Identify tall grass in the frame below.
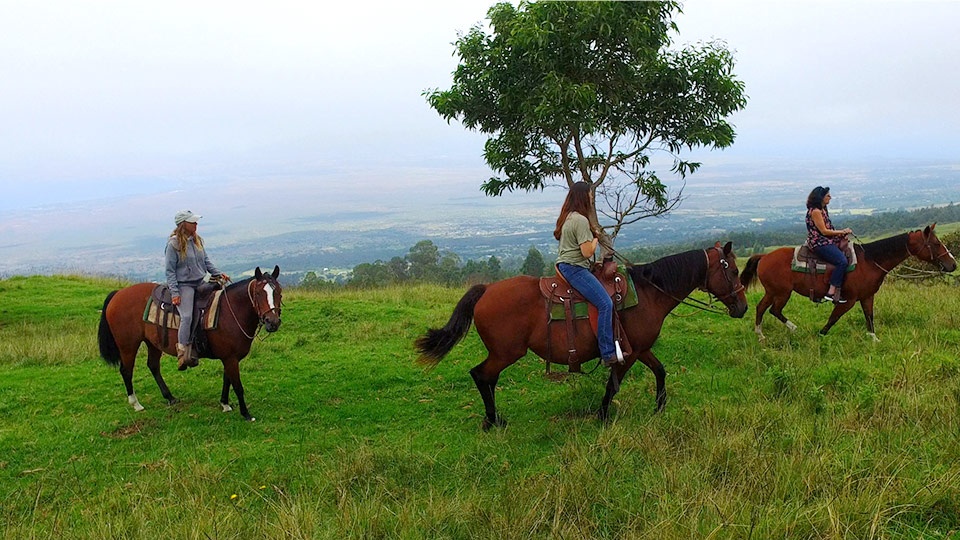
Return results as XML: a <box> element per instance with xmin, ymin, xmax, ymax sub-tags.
<box><xmin>2</xmin><ymin>275</ymin><xmax>960</xmax><ymax>538</ymax></box>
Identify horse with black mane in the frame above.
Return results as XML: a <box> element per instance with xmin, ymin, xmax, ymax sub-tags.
<box><xmin>98</xmin><ymin>266</ymin><xmax>282</xmax><ymax>421</ymax></box>
<box><xmin>740</xmin><ymin>225</ymin><xmax>955</xmax><ymax>341</ymax></box>
<box><xmin>416</xmin><ymin>243</ymin><xmax>748</xmax><ymax>430</ymax></box>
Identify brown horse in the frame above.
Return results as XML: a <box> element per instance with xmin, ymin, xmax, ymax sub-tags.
<box><xmin>97</xmin><ymin>266</ymin><xmax>282</xmax><ymax>421</ymax></box>
<box><xmin>416</xmin><ymin>242</ymin><xmax>748</xmax><ymax>429</ymax></box>
<box><xmin>740</xmin><ymin>225</ymin><xmax>956</xmax><ymax>342</ymax></box>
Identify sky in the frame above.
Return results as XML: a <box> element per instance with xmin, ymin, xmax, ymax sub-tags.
<box><xmin>2</xmin><ymin>0</ymin><xmax>959</xmax><ymax>212</ymax></box>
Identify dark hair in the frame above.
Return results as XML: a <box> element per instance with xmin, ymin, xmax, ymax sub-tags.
<box><xmin>554</xmin><ymin>182</ymin><xmax>593</xmax><ymax>241</ymax></box>
<box><xmin>806</xmin><ymin>186</ymin><xmax>830</xmax><ymax>209</ymax></box>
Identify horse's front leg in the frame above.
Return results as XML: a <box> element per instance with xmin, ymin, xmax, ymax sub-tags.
<box><xmin>219</xmin><ymin>372</ymin><xmax>233</xmax><ymax>413</ymax></box>
<box><xmin>819</xmin><ymin>300</ymin><xmax>857</xmax><ymax>336</ymax></box>
<box><xmin>860</xmin><ymin>295</ymin><xmax>879</xmax><ymax>342</ymax></box>
<box><xmin>222</xmin><ymin>357</ymin><xmax>254</xmax><ymax>421</ymax></box>
<box><xmin>633</xmin><ymin>349</ymin><xmax>666</xmax><ymax>413</ymax></box>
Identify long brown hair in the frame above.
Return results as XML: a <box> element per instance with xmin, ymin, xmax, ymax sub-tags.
<box><xmin>553</xmin><ymin>182</ymin><xmax>593</xmax><ymax>241</ymax></box>
<box><xmin>170</xmin><ymin>223</ymin><xmax>204</xmax><ymax>258</ymax></box>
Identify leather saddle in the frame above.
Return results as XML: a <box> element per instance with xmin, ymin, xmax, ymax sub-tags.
<box><xmin>792</xmin><ymin>239</ymin><xmax>857</xmax><ymax>301</ymax></box>
<box><xmin>538</xmin><ymin>259</ymin><xmax>635</xmax><ymax>373</ymax></box>
<box><xmin>149</xmin><ymin>281</ymin><xmax>222</xmax><ymax>348</ymax></box>
<box><xmin>792</xmin><ymin>239</ymin><xmax>857</xmax><ymax>274</ymax></box>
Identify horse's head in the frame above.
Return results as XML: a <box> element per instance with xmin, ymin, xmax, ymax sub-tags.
<box><xmin>703</xmin><ymin>241</ymin><xmax>748</xmax><ymax>318</ymax></box>
<box><xmin>251</xmin><ymin>265</ymin><xmax>283</xmax><ymax>332</ymax></box>
<box><xmin>908</xmin><ymin>224</ymin><xmax>957</xmax><ymax>272</ymax></box>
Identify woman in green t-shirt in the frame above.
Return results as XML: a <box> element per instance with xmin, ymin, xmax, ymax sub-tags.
<box><xmin>553</xmin><ymin>182</ymin><xmax>620</xmax><ymax>367</ymax></box>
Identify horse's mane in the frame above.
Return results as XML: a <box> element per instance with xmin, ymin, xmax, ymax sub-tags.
<box><xmin>225</xmin><ymin>277</ymin><xmax>256</xmax><ymax>293</ymax></box>
<box><xmin>860</xmin><ymin>232</ymin><xmax>910</xmax><ymax>261</ymax></box>
<box><xmin>627</xmin><ymin>249</ymin><xmax>706</xmax><ymax>294</ymax></box>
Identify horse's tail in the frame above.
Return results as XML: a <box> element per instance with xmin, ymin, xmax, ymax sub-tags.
<box><xmin>415</xmin><ymin>284</ymin><xmax>487</xmax><ymax>366</ymax></box>
<box><xmin>98</xmin><ymin>290</ymin><xmax>121</xmax><ymax>367</ymax></box>
<box><xmin>740</xmin><ymin>254</ymin><xmax>764</xmax><ymax>290</ymax></box>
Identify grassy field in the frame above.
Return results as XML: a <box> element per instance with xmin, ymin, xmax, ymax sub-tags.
<box><xmin>2</xmin><ymin>272</ymin><xmax>960</xmax><ymax>539</ymax></box>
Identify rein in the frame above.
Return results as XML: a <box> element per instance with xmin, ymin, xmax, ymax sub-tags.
<box><xmin>636</xmin><ymin>247</ymin><xmax>741</xmax><ymax>316</ymax></box>
<box><xmin>854</xmin><ymin>231</ymin><xmax>954</xmax><ymax>276</ymax></box>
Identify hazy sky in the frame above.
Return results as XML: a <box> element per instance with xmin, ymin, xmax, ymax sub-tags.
<box><xmin>2</xmin><ymin>0</ymin><xmax>959</xmax><ymax>211</ymax></box>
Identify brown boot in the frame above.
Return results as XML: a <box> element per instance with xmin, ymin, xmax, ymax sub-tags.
<box><xmin>177</xmin><ymin>343</ymin><xmax>190</xmax><ymax>371</ymax></box>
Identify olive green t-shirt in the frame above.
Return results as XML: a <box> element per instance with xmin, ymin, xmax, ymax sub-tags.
<box><xmin>556</xmin><ymin>212</ymin><xmax>594</xmax><ymax>268</ymax></box>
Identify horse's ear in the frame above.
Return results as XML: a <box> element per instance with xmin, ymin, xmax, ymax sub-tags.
<box><xmin>255</xmin><ymin>267</ymin><xmax>263</xmax><ymax>280</ymax></box>
<box><xmin>714</xmin><ymin>241</ymin><xmax>722</xmax><ymax>250</ymax></box>
<box><xmin>272</xmin><ymin>265</ymin><xmax>280</xmax><ymax>279</ymax></box>
<box><xmin>723</xmin><ymin>241</ymin><xmax>733</xmax><ymax>256</ymax></box>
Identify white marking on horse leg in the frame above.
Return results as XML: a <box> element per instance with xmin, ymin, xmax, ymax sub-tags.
<box><xmin>222</xmin><ymin>403</ymin><xmax>233</xmax><ymax>412</ymax></box>
<box><xmin>754</xmin><ymin>324</ymin><xmax>766</xmax><ymax>341</ymax></box>
<box><xmin>785</xmin><ymin>320</ymin><xmax>798</xmax><ymax>332</ymax></box>
<box><xmin>868</xmin><ymin>332</ymin><xmax>880</xmax><ymax>343</ymax></box>
<box><xmin>128</xmin><ymin>393</ymin><xmax>145</xmax><ymax>412</ymax></box>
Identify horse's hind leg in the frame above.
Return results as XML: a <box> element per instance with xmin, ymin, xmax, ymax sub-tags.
<box><xmin>470</xmin><ymin>358</ymin><xmax>507</xmax><ymax>431</ymax></box>
<box><xmin>145</xmin><ymin>343</ymin><xmax>177</xmax><ymax>405</ymax></box>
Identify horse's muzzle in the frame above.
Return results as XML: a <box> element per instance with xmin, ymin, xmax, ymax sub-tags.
<box><xmin>729</xmin><ymin>300</ymin><xmax>748</xmax><ymax>319</ymax></box>
<box><xmin>264</xmin><ymin>317</ymin><xmax>282</xmax><ymax>332</ymax></box>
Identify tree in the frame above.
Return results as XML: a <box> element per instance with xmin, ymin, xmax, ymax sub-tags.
<box><xmin>426</xmin><ymin>1</ymin><xmax>746</xmax><ymax>246</ymax></box>
<box><xmin>349</xmin><ymin>261</ymin><xmax>392</xmax><ymax>288</ymax></box>
<box><xmin>407</xmin><ymin>240</ymin><xmax>441</xmax><ymax>281</ymax></box>
<box><xmin>520</xmin><ymin>246</ymin><xmax>545</xmax><ymax>276</ymax></box>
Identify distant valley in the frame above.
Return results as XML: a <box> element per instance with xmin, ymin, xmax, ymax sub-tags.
<box><xmin>3</xmin><ymin>159</ymin><xmax>959</xmax><ymax>284</ymax></box>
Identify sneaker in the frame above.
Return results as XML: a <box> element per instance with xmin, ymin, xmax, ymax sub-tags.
<box><xmin>823</xmin><ymin>294</ymin><xmax>847</xmax><ymax>304</ymax></box>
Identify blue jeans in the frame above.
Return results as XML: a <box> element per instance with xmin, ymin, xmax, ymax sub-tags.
<box><xmin>813</xmin><ymin>244</ymin><xmax>848</xmax><ymax>288</ymax></box>
<box><xmin>557</xmin><ymin>263</ymin><xmax>616</xmax><ymax>360</ymax></box>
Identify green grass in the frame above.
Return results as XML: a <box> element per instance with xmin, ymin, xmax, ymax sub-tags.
<box><xmin>2</xmin><ymin>275</ymin><xmax>960</xmax><ymax>538</ymax></box>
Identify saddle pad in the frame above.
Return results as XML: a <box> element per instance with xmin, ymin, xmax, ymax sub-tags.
<box><xmin>548</xmin><ymin>273</ymin><xmax>639</xmax><ymax>321</ymax></box>
<box><xmin>143</xmin><ymin>290</ymin><xmax>223</xmax><ymax>330</ymax></box>
<box><xmin>791</xmin><ymin>247</ymin><xmax>857</xmax><ymax>273</ymax></box>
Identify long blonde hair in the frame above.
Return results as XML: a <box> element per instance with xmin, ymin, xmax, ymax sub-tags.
<box><xmin>170</xmin><ymin>223</ymin><xmax>204</xmax><ymax>258</ymax></box>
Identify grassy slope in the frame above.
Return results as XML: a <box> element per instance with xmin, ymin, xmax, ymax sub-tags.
<box><xmin>2</xmin><ymin>274</ymin><xmax>960</xmax><ymax>539</ymax></box>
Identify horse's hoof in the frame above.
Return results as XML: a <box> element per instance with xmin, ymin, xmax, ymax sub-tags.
<box><xmin>167</xmin><ymin>398</ymin><xmax>179</xmax><ymax>406</ymax></box>
<box><xmin>481</xmin><ymin>416</ymin><xmax>506</xmax><ymax>431</ymax></box>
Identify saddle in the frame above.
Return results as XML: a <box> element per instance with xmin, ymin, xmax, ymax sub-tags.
<box><xmin>792</xmin><ymin>239</ymin><xmax>857</xmax><ymax>301</ymax></box>
<box><xmin>144</xmin><ymin>282</ymin><xmax>224</xmax><ymax>349</ymax></box>
<box><xmin>538</xmin><ymin>259</ymin><xmax>638</xmax><ymax>374</ymax></box>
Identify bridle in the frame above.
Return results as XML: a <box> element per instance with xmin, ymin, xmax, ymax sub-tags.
<box><xmin>700</xmin><ymin>246</ymin><xmax>745</xmax><ymax>306</ymax></box>
<box><xmin>222</xmin><ymin>278</ymin><xmax>283</xmax><ymax>340</ymax></box>
<box><xmin>864</xmin><ymin>231</ymin><xmax>955</xmax><ymax>274</ymax></box>
<box><xmin>247</xmin><ymin>278</ymin><xmax>282</xmax><ymax>321</ymax></box>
